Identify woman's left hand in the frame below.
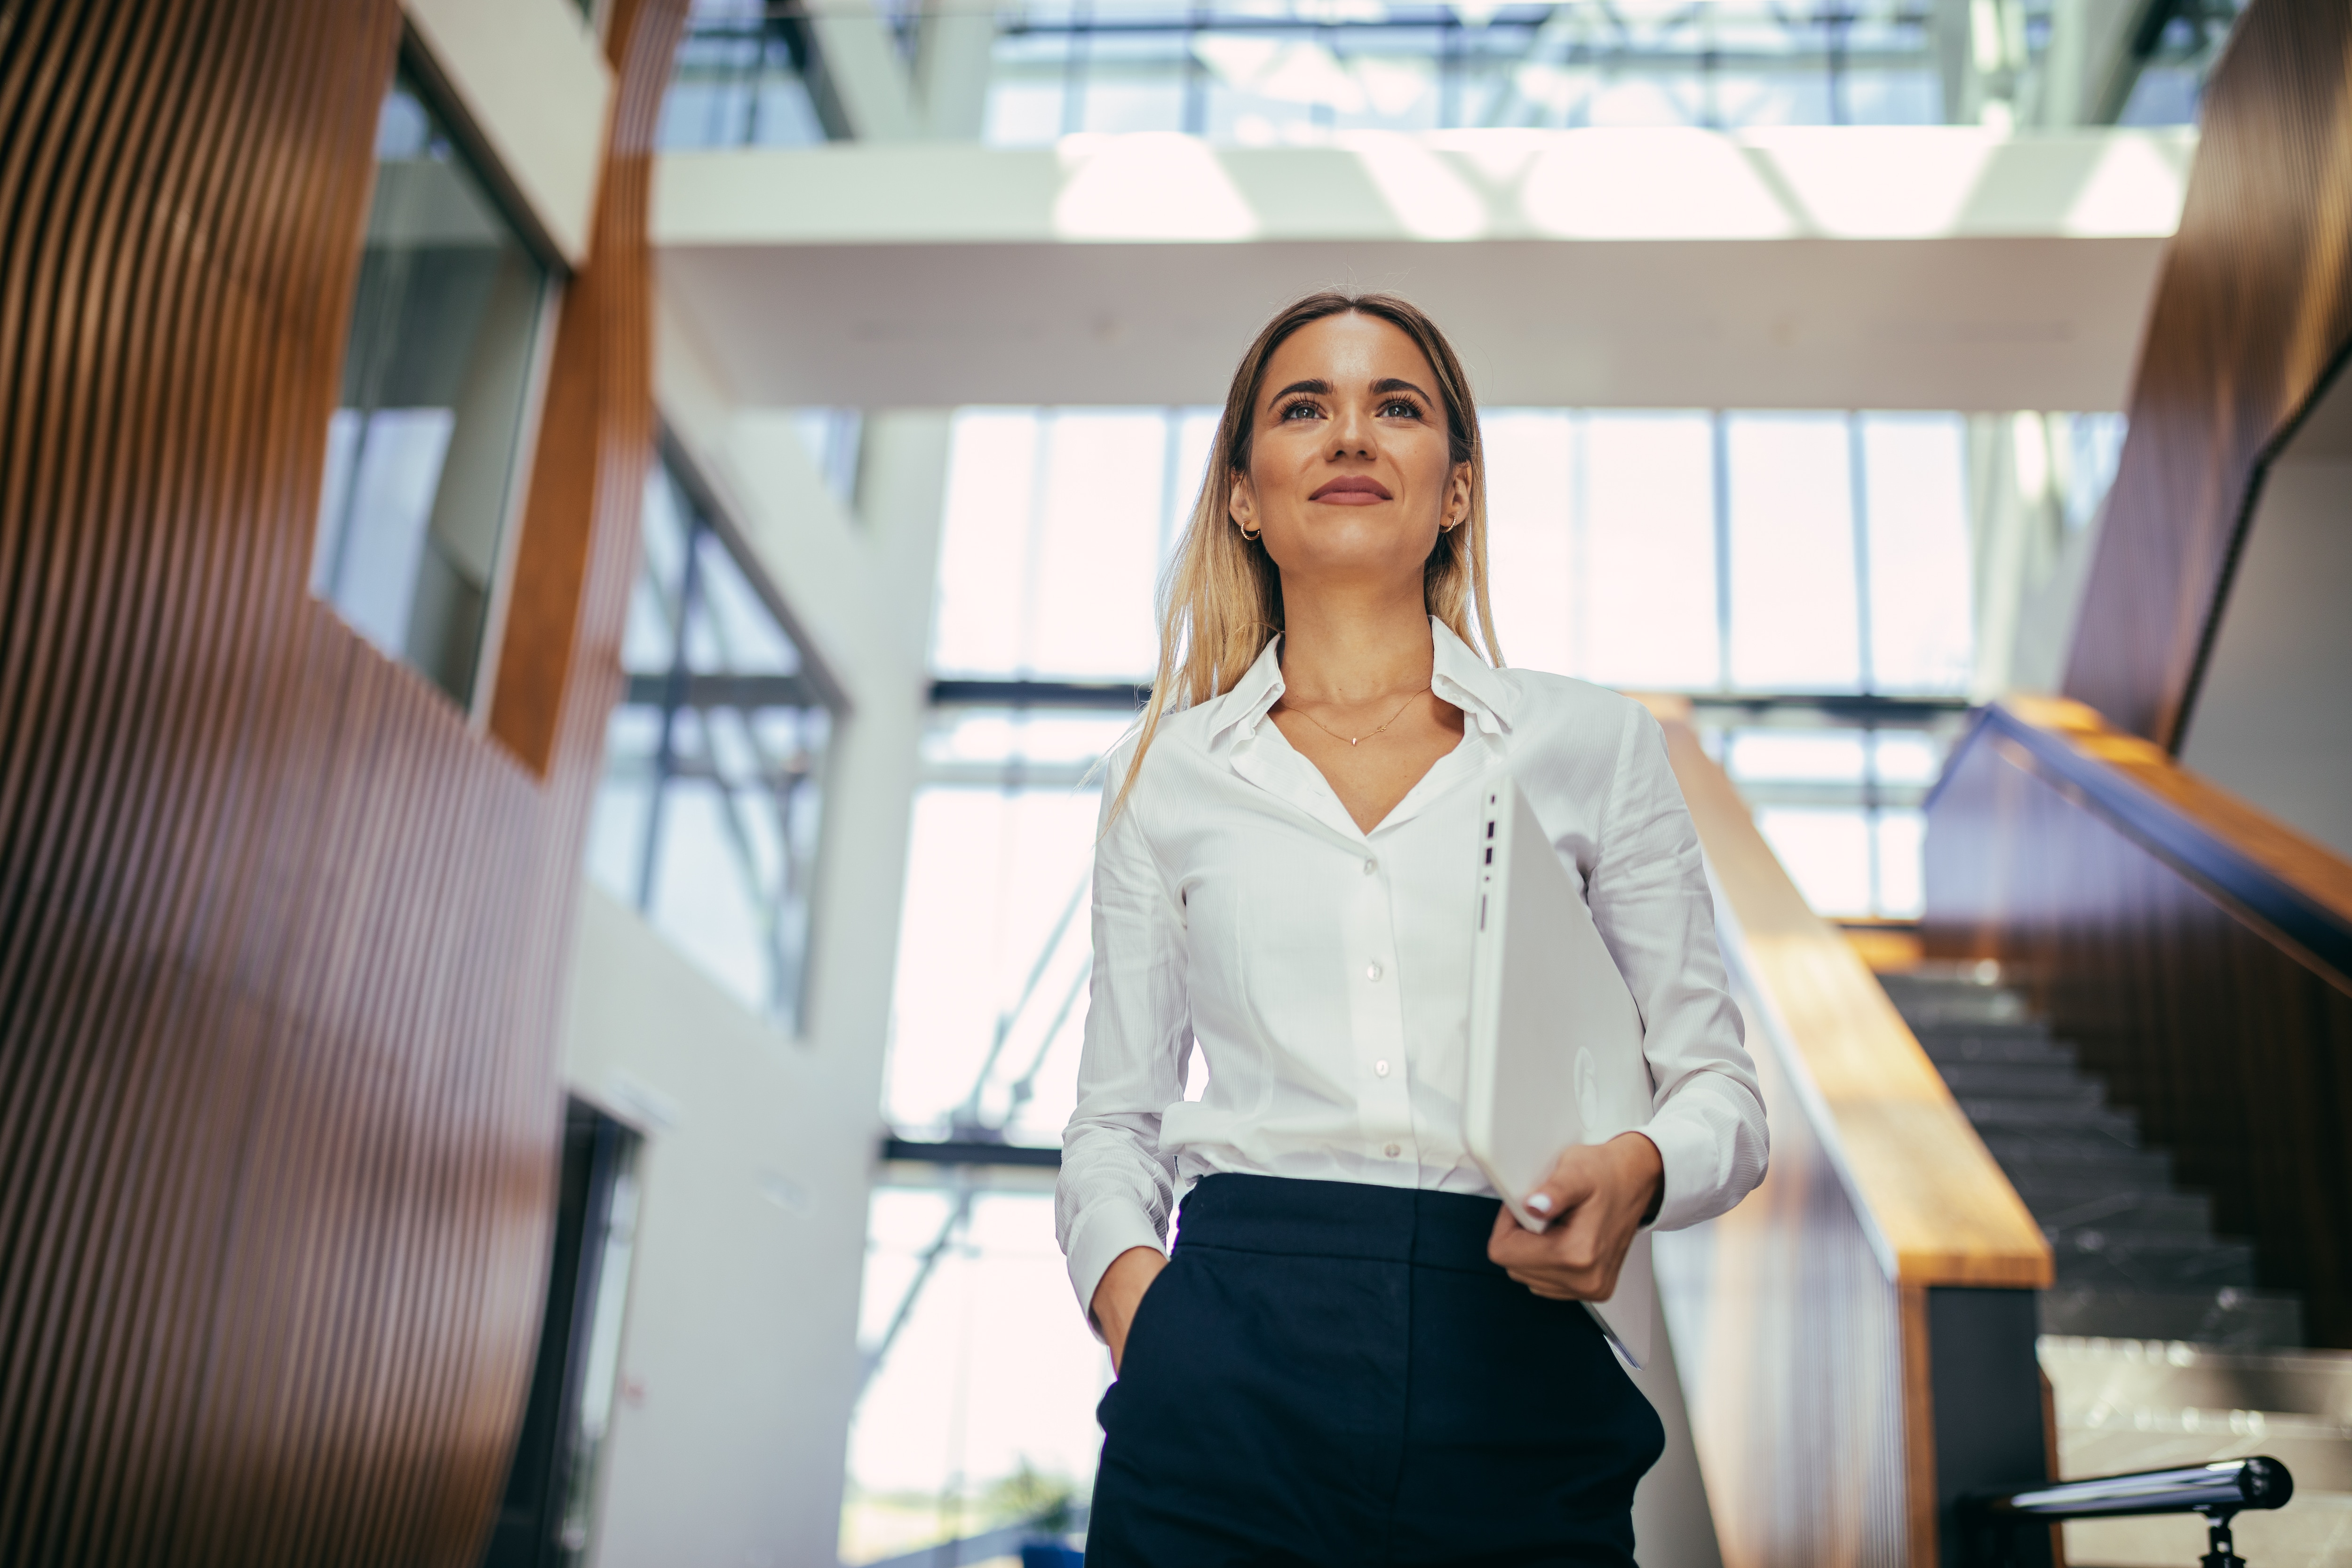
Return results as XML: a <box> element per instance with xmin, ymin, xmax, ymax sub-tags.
<box><xmin>1486</xmin><ymin>1132</ymin><xmax>1664</xmax><ymax>1301</ymax></box>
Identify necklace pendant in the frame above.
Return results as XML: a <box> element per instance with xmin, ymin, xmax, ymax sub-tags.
<box><xmin>1349</xmin><ymin>737</ymin><xmax>1359</xmax><ymax>746</ymax></box>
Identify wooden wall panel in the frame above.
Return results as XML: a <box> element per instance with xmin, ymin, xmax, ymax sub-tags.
<box><xmin>1923</xmin><ymin>713</ymin><xmax>2352</xmax><ymax>1347</ymax></box>
<box><xmin>2061</xmin><ymin>0</ymin><xmax>2352</xmax><ymax>744</ymax></box>
<box><xmin>0</xmin><ymin>0</ymin><xmax>685</xmax><ymax>1564</ymax></box>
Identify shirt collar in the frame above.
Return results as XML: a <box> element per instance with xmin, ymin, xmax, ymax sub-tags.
<box><xmin>1429</xmin><ymin>616</ymin><xmax>1515</xmax><ymax>736</ymax></box>
<box><xmin>1198</xmin><ymin>617</ymin><xmax>1513</xmax><ymax>746</ymax></box>
<box><xmin>1201</xmin><ymin>636</ymin><xmax>1289</xmax><ymax>748</ymax></box>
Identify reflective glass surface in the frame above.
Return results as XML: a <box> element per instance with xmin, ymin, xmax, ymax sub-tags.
<box><xmin>986</xmin><ymin>0</ymin><xmax>1949</xmax><ymax>143</ymax></box>
<box><xmin>583</xmin><ymin>453</ymin><xmax>831</xmax><ymax>1024</ymax></box>
<box><xmin>930</xmin><ymin>404</ymin><xmax>1981</xmax><ymax>695</ymax></box>
<box><xmin>659</xmin><ymin>0</ymin><xmax>832</xmax><ymax>147</ymax></box>
<box><xmin>314</xmin><ymin>70</ymin><xmax>551</xmax><ymax>708</ymax></box>
<box><xmin>844</xmin><ymin>1189</ymin><xmax>1104</xmax><ymax>1561</ymax></box>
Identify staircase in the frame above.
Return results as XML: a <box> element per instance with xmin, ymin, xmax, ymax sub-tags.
<box><xmin>1879</xmin><ymin>966</ymin><xmax>2352</xmax><ymax>1567</ymax></box>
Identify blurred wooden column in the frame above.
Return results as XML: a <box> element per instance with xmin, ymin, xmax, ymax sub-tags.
<box><xmin>0</xmin><ymin>0</ymin><xmax>683</xmax><ymax>1563</ymax></box>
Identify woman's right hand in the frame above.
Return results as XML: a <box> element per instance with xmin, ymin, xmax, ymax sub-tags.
<box><xmin>1092</xmin><ymin>1245</ymin><xmax>1168</xmax><ymax>1371</ymax></box>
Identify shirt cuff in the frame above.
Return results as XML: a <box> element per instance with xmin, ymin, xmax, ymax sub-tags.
<box><xmin>1640</xmin><ymin>1110</ymin><xmax>1726</xmax><ymax>1234</ymax></box>
<box><xmin>1064</xmin><ymin>1199</ymin><xmax>1169</xmax><ymax>1342</ymax></box>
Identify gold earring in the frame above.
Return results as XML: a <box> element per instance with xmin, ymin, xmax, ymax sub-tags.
<box><xmin>1239</xmin><ymin>518</ymin><xmax>1261</xmax><ymax>539</ymax></box>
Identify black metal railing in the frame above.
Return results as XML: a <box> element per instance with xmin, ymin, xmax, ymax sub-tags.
<box><xmin>1972</xmin><ymin>1457</ymin><xmax>2294</xmax><ymax>1568</ymax></box>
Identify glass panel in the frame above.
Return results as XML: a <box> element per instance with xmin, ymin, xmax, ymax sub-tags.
<box><xmin>1581</xmin><ymin>413</ymin><xmax>1719</xmax><ymax>690</ymax></box>
<box><xmin>979</xmin><ymin>0</ymin><xmax>1978</xmax><ymax>145</ymax></box>
<box><xmin>1481</xmin><ymin>411</ymin><xmax>1576</xmax><ymax>676</ymax></box>
<box><xmin>1861</xmin><ymin>413</ymin><xmax>1973</xmax><ymax>693</ymax></box>
<box><xmin>888</xmin><ymin>784</ymin><xmax>1103</xmax><ymax>1142</ymax></box>
<box><xmin>1727</xmin><ymin>730</ymin><xmax>1867</xmax><ymax>782</ymax></box>
<box><xmin>932</xmin><ymin>409</ymin><xmax>1207</xmax><ymax>681</ymax></box>
<box><xmin>585</xmin><ymin>454</ymin><xmax>831</xmax><ymax>1026</ymax></box>
<box><xmin>933</xmin><ymin>410</ymin><xmax>1043</xmax><ymax>677</ymax></box>
<box><xmin>1726</xmin><ymin>412</ymin><xmax>1859</xmax><ymax>691</ymax></box>
<box><xmin>1875</xmin><ymin>808</ymin><xmax>1926</xmax><ymax>917</ymax></box>
<box><xmin>314</xmin><ymin>69</ymin><xmax>550</xmax><ymax>708</ymax></box>
<box><xmin>1871</xmin><ymin>729</ymin><xmax>1944</xmax><ymax>785</ymax></box>
<box><xmin>844</xmin><ymin>1191</ymin><xmax>1105</xmax><ymax>1563</ymax></box>
<box><xmin>658</xmin><ymin>1</ymin><xmax>831</xmax><ymax>149</ymax></box>
<box><xmin>1755</xmin><ymin>805</ymin><xmax>1874</xmax><ymax>915</ymax></box>
<box><xmin>1028</xmin><ymin>412</ymin><xmax>1169</xmax><ymax>679</ymax></box>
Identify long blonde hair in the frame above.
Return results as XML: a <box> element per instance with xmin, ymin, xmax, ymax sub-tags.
<box><xmin>1108</xmin><ymin>291</ymin><xmax>1502</xmax><ymax>825</ymax></box>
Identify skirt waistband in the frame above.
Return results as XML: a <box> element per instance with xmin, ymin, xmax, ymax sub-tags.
<box><xmin>1173</xmin><ymin>1172</ymin><xmax>1507</xmax><ymax>1276</ymax></box>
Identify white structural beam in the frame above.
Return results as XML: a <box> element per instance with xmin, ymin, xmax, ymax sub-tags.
<box><xmin>403</xmin><ymin>0</ymin><xmax>612</xmax><ymax>268</ymax></box>
<box><xmin>803</xmin><ymin>0</ymin><xmax>924</xmax><ymax>141</ymax></box>
<box><xmin>654</xmin><ymin>127</ymin><xmax>2193</xmax><ymax>410</ymax></box>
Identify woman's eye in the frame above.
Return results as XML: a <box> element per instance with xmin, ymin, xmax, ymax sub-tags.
<box><xmin>1380</xmin><ymin>399</ymin><xmax>1423</xmax><ymax>419</ymax></box>
<box><xmin>1280</xmin><ymin>400</ymin><xmax>1322</xmax><ymax>422</ymax></box>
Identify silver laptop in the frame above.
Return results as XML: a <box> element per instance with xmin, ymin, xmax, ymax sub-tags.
<box><xmin>1465</xmin><ymin>774</ymin><xmax>1657</xmax><ymax>1368</ymax></box>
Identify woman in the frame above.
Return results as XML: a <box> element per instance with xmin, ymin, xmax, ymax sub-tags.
<box><xmin>1057</xmin><ymin>292</ymin><xmax>1767</xmax><ymax>1567</ymax></box>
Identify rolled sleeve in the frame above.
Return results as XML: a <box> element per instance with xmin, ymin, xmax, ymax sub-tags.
<box><xmin>1591</xmin><ymin>705</ymin><xmax>1770</xmax><ymax>1232</ymax></box>
<box><xmin>1055</xmin><ymin>750</ymin><xmax>1192</xmax><ymax>1334</ymax></box>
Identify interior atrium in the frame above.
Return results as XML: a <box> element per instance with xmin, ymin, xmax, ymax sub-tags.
<box><xmin>2</xmin><ymin>0</ymin><xmax>2348</xmax><ymax>1565</ymax></box>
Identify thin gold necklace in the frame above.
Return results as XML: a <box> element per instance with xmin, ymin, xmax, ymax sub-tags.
<box><xmin>1287</xmin><ymin>685</ymin><xmax>1429</xmax><ymax>748</ymax></box>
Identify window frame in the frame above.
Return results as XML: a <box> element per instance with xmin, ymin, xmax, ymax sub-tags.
<box><xmin>317</xmin><ymin>36</ymin><xmax>572</xmax><ymax>723</ymax></box>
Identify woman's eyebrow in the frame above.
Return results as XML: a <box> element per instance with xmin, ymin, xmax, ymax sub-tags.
<box><xmin>1267</xmin><ymin>378</ymin><xmax>1331</xmax><ymax>404</ymax></box>
<box><xmin>1371</xmin><ymin>377</ymin><xmax>1434</xmax><ymax>402</ymax></box>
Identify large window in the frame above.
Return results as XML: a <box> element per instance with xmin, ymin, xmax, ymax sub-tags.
<box><xmin>986</xmin><ymin>0</ymin><xmax>1950</xmax><ymax>144</ymax></box>
<box><xmin>583</xmin><ymin>450</ymin><xmax>833</xmax><ymax>1026</ymax></box>
<box><xmin>314</xmin><ymin>65</ymin><xmax>552</xmax><ymax>709</ymax></box>
<box><xmin>847</xmin><ymin>398</ymin><xmax>2121</xmax><ymax>1553</ymax></box>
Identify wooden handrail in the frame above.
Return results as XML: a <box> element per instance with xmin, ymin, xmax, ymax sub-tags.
<box><xmin>1642</xmin><ymin>697</ymin><xmax>2052</xmax><ymax>1290</ymax></box>
<box><xmin>1947</xmin><ymin>697</ymin><xmax>2352</xmax><ymax>987</ymax></box>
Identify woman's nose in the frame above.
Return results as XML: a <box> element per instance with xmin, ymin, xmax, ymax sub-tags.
<box><xmin>1327</xmin><ymin>403</ymin><xmax>1374</xmax><ymax>458</ymax></box>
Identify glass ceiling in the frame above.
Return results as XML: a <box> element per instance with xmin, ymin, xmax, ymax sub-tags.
<box><xmin>658</xmin><ymin>0</ymin><xmax>2245</xmax><ymax>151</ymax></box>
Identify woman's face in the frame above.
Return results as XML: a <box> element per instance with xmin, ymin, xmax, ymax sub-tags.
<box><xmin>1230</xmin><ymin>311</ymin><xmax>1471</xmax><ymax>590</ymax></box>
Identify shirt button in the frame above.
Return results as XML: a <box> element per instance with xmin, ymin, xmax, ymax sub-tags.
<box><xmin>1366</xmin><ymin>962</ymin><xmax>1383</xmax><ymax>981</ymax></box>
<box><xmin>1375</xmin><ymin>1059</ymin><xmax>1391</xmax><ymax>1077</ymax></box>
<box><xmin>1362</xmin><ymin>858</ymin><xmax>1377</xmax><ymax>875</ymax></box>
<box><xmin>1384</xmin><ymin>1143</ymin><xmax>1401</xmax><ymax>1158</ymax></box>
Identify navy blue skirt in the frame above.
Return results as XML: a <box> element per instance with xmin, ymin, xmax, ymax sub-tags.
<box><xmin>1089</xmin><ymin>1173</ymin><xmax>1665</xmax><ymax>1568</ymax></box>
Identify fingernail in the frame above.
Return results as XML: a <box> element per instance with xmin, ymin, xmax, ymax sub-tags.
<box><xmin>1527</xmin><ymin>1193</ymin><xmax>1553</xmax><ymax>1213</ymax></box>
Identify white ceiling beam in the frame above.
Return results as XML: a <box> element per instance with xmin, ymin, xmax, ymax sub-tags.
<box><xmin>654</xmin><ymin>127</ymin><xmax>2193</xmax><ymax>411</ymax></box>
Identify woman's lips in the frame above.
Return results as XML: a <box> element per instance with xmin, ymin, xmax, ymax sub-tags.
<box><xmin>1310</xmin><ymin>476</ymin><xmax>1392</xmax><ymax>504</ymax></box>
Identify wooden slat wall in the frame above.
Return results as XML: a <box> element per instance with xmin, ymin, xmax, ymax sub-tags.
<box><xmin>0</xmin><ymin>1</ymin><xmax>684</xmax><ymax>1564</ymax></box>
<box><xmin>1645</xmin><ymin>701</ymin><xmax>2053</xmax><ymax>1568</ymax></box>
<box><xmin>2061</xmin><ymin>0</ymin><xmax>2352</xmax><ymax>745</ymax></box>
<box><xmin>1923</xmin><ymin>700</ymin><xmax>2352</xmax><ymax>1348</ymax></box>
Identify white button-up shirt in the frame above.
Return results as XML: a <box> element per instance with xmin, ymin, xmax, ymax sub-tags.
<box><xmin>1056</xmin><ymin>620</ymin><xmax>1768</xmax><ymax>1318</ymax></box>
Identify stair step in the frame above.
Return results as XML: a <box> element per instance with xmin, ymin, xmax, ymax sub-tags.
<box><xmin>2041</xmin><ymin>1287</ymin><xmax>2307</xmax><ymax>1351</ymax></box>
<box><xmin>2010</xmin><ymin>1183</ymin><xmax>2213</xmax><ymax>1233</ymax></box>
<box><xmin>1961</xmin><ymin>1095</ymin><xmax>2133</xmax><ymax>1131</ymax></box>
<box><xmin>1982</xmin><ymin>1138</ymin><xmax>2160</xmax><ymax>1175</ymax></box>
<box><xmin>2042</xmin><ymin>1335</ymin><xmax>2352</xmax><ymax>1429</ymax></box>
<box><xmin>2048</xmin><ymin>1232</ymin><xmax>2259</xmax><ymax>1291</ymax></box>
<box><xmin>1881</xmin><ymin>973</ymin><xmax>2310</xmax><ymax>1354</ymax></box>
<box><xmin>1883</xmin><ymin>990</ymin><xmax>2038</xmax><ymax>1028</ymax></box>
<box><xmin>2043</xmin><ymin>1338</ymin><xmax>2352</xmax><ymax>1565</ymax></box>
<box><xmin>2041</xmin><ymin>1337</ymin><xmax>2352</xmax><ymax>1423</ymax></box>
<box><xmin>1933</xmin><ymin>1060</ymin><xmax>2093</xmax><ymax>1096</ymax></box>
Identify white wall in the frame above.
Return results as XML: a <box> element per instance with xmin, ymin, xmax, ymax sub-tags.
<box><xmin>560</xmin><ymin>288</ymin><xmax>955</xmax><ymax>1568</ymax></box>
<box><xmin>566</xmin><ymin>889</ymin><xmax>880</xmax><ymax>1568</ymax></box>
<box><xmin>2177</xmin><ymin>451</ymin><xmax>2352</xmax><ymax>860</ymax></box>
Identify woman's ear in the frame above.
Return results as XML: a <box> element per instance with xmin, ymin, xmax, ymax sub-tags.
<box><xmin>1443</xmin><ymin>463</ymin><xmax>1472</xmax><ymax>531</ymax></box>
<box><xmin>1228</xmin><ymin>471</ymin><xmax>1257</xmax><ymax>533</ymax></box>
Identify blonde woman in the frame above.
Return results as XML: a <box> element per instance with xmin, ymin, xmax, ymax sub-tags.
<box><xmin>1057</xmin><ymin>292</ymin><xmax>1766</xmax><ymax>1566</ymax></box>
